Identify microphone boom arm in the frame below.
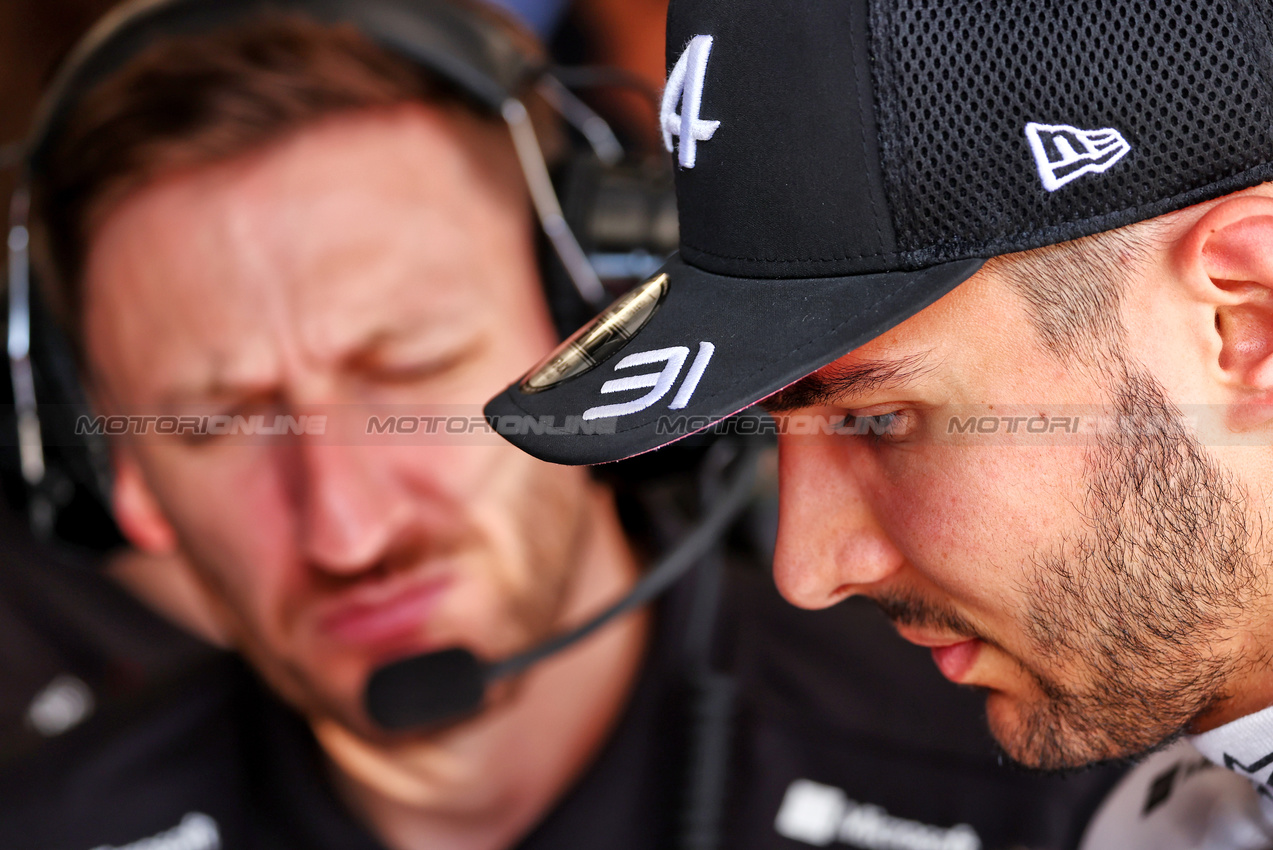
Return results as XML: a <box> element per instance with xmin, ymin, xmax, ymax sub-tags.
<box><xmin>488</xmin><ymin>438</ymin><xmax>762</xmax><ymax>683</ymax></box>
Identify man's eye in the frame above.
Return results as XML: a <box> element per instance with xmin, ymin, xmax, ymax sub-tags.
<box><xmin>372</xmin><ymin>351</ymin><xmax>469</xmax><ymax>385</ymax></box>
<box><xmin>178</xmin><ymin>402</ymin><xmax>281</xmax><ymax>447</ymax></box>
<box><xmin>837</xmin><ymin>412</ymin><xmax>909</xmax><ymax>440</ymax></box>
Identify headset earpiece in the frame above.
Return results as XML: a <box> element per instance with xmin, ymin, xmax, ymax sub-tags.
<box><xmin>6</xmin><ymin>0</ymin><xmax>679</xmax><ymax>544</ymax></box>
<box><xmin>544</xmin><ymin>151</ymin><xmax>677</xmax><ymax>339</ymax></box>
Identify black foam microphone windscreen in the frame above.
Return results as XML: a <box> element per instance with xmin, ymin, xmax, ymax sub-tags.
<box><xmin>364</xmin><ymin>647</ymin><xmax>487</xmax><ymax>730</ymax></box>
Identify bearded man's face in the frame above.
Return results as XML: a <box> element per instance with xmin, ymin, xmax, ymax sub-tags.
<box><xmin>765</xmin><ymin>254</ymin><xmax>1268</xmax><ymax>770</ymax></box>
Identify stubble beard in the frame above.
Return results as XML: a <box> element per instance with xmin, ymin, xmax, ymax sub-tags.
<box><xmin>1006</xmin><ymin>367</ymin><xmax>1267</xmax><ymax>770</ymax></box>
<box><xmin>198</xmin><ymin>463</ymin><xmax>594</xmax><ymax>742</ymax></box>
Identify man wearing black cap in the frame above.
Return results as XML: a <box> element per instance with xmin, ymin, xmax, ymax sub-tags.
<box><xmin>488</xmin><ymin>0</ymin><xmax>1273</xmax><ymax>843</ymax></box>
<box><xmin>0</xmin><ymin>0</ymin><xmax>1130</xmax><ymax>848</ymax></box>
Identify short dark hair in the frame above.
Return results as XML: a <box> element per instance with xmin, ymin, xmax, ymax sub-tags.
<box><xmin>32</xmin><ymin>9</ymin><xmax>547</xmax><ymax>343</ymax></box>
<box><xmin>988</xmin><ymin>218</ymin><xmax>1173</xmax><ymax>365</ymax></box>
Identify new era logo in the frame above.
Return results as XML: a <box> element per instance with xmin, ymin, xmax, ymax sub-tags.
<box><xmin>1025</xmin><ymin>122</ymin><xmax>1132</xmax><ymax>192</ymax></box>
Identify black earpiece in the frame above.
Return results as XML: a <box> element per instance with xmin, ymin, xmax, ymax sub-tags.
<box><xmin>5</xmin><ymin>0</ymin><xmax>677</xmax><ymax>542</ymax></box>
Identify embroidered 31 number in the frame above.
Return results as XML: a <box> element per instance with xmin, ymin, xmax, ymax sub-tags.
<box><xmin>582</xmin><ymin>343</ymin><xmax>715</xmax><ymax>421</ymax></box>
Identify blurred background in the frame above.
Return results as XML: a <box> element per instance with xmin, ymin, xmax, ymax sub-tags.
<box><xmin>0</xmin><ymin>0</ymin><xmax>671</xmax><ymax>758</ymax></box>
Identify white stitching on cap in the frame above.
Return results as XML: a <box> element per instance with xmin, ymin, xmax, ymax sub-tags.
<box><xmin>1025</xmin><ymin>121</ymin><xmax>1132</xmax><ymax>191</ymax></box>
<box><xmin>583</xmin><ymin>346</ymin><xmax>690</xmax><ymax>420</ymax></box>
<box><xmin>669</xmin><ymin>342</ymin><xmax>715</xmax><ymax>409</ymax></box>
<box><xmin>661</xmin><ymin>35</ymin><xmax>721</xmax><ymax>168</ymax></box>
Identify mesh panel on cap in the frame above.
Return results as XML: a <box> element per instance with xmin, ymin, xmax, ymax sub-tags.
<box><xmin>869</xmin><ymin>0</ymin><xmax>1273</xmax><ymax>264</ymax></box>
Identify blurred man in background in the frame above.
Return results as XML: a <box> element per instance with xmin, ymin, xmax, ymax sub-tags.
<box><xmin>0</xmin><ymin>0</ymin><xmax>575</xmax><ymax>764</ymax></box>
<box><xmin>0</xmin><ymin>2</ymin><xmax>1123</xmax><ymax>849</ymax></box>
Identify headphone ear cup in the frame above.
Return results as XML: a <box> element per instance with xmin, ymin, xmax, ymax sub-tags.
<box><xmin>543</xmin><ymin>150</ymin><xmax>678</xmax><ymax>339</ymax></box>
<box><xmin>16</xmin><ymin>278</ymin><xmax>124</xmax><ymax>549</ymax></box>
<box><xmin>544</xmin><ymin>149</ymin><xmax>732</xmax><ymax>482</ymax></box>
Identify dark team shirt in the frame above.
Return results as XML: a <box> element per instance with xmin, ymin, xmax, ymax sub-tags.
<box><xmin>0</xmin><ymin>513</ymin><xmax>213</xmax><ymax>762</ymax></box>
<box><xmin>0</xmin><ymin>561</ymin><xmax>1124</xmax><ymax>850</ymax></box>
<box><xmin>720</xmin><ymin>568</ymin><xmax>1123</xmax><ymax>849</ymax></box>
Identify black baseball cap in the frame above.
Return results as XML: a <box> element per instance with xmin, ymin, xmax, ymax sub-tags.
<box><xmin>486</xmin><ymin>0</ymin><xmax>1273</xmax><ymax>465</ymax></box>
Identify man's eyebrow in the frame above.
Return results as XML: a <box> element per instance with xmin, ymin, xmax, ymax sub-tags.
<box><xmin>762</xmin><ymin>352</ymin><xmax>933</xmax><ymax>412</ymax></box>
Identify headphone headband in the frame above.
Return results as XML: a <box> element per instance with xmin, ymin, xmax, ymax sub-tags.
<box><xmin>8</xmin><ymin>0</ymin><xmax>638</xmax><ymax>540</ymax></box>
<box><xmin>25</xmin><ymin>0</ymin><xmax>547</xmax><ymax>177</ymax></box>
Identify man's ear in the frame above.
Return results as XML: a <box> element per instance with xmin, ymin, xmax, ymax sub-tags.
<box><xmin>112</xmin><ymin>452</ymin><xmax>178</xmax><ymax>554</ymax></box>
<box><xmin>1176</xmin><ymin>194</ymin><xmax>1273</xmax><ymax>392</ymax></box>
<box><xmin>108</xmin><ymin>454</ymin><xmax>233</xmax><ymax>647</ymax></box>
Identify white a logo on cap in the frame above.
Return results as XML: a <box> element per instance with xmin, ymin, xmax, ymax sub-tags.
<box><xmin>662</xmin><ymin>35</ymin><xmax>721</xmax><ymax>168</ymax></box>
<box><xmin>583</xmin><ymin>342</ymin><xmax>715</xmax><ymax>421</ymax></box>
<box><xmin>1025</xmin><ymin>122</ymin><xmax>1132</xmax><ymax>191</ymax></box>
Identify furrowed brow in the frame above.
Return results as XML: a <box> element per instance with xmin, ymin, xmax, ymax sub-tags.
<box><xmin>762</xmin><ymin>352</ymin><xmax>932</xmax><ymax>412</ymax></box>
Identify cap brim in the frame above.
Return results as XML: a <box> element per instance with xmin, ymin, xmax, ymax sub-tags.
<box><xmin>485</xmin><ymin>253</ymin><xmax>984</xmax><ymax>465</ymax></box>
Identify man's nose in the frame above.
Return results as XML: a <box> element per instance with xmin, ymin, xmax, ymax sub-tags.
<box><xmin>298</xmin><ymin>442</ymin><xmax>413</xmax><ymax>576</ymax></box>
<box><xmin>772</xmin><ymin>435</ymin><xmax>905</xmax><ymax>609</ymax></box>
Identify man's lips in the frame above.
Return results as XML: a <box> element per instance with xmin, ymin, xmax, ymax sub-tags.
<box><xmin>929</xmin><ymin>640</ymin><xmax>982</xmax><ymax>682</ymax></box>
<box><xmin>316</xmin><ymin>577</ymin><xmax>451</xmax><ymax>648</ymax></box>
<box><xmin>894</xmin><ymin>626</ymin><xmax>983</xmax><ymax>683</ymax></box>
